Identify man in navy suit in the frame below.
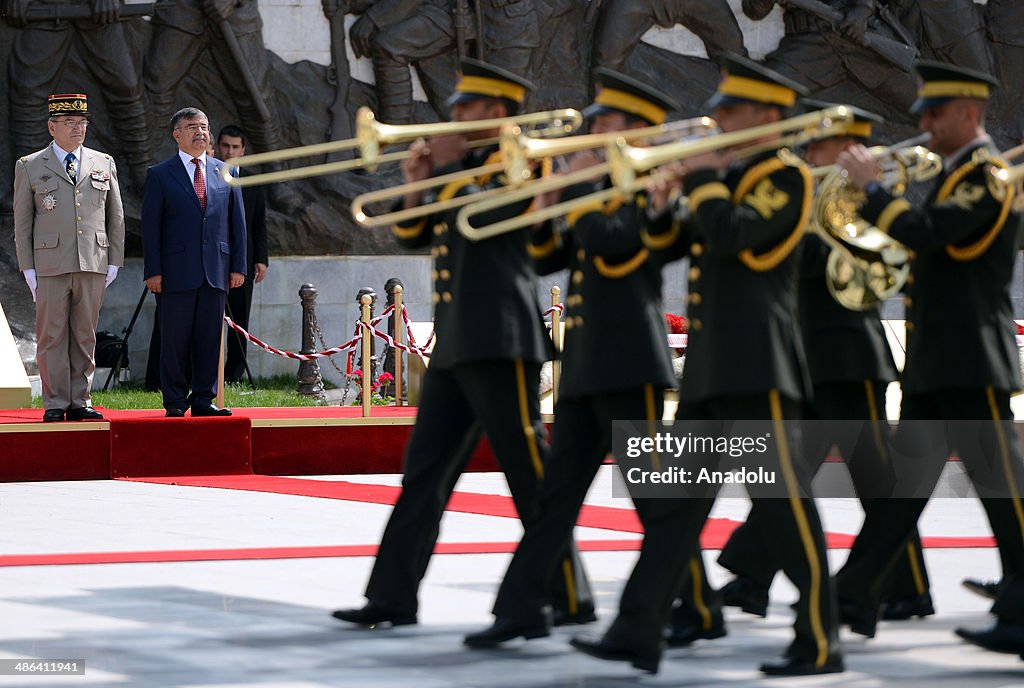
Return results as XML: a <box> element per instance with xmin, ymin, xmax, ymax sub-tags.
<box><xmin>142</xmin><ymin>107</ymin><xmax>246</xmax><ymax>417</ymax></box>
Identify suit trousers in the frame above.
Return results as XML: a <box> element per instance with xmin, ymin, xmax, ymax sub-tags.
<box><xmin>157</xmin><ymin>282</ymin><xmax>226</xmax><ymax>410</ymax></box>
<box><xmin>364</xmin><ymin>361</ymin><xmax>591</xmax><ymax>616</ymax></box>
<box><xmin>35</xmin><ymin>272</ymin><xmax>106</xmax><ymax>410</ymax></box>
<box><xmin>492</xmin><ymin>386</ymin><xmax>662</xmax><ymax>623</ymax></box>
<box><xmin>605</xmin><ymin>392</ymin><xmax>840</xmax><ymax>668</ymax></box>
<box><xmin>716</xmin><ymin>380</ymin><xmax>931</xmax><ymax>601</ymax></box>
<box><xmin>836</xmin><ymin>388</ymin><xmax>1024</xmax><ymax>624</ymax></box>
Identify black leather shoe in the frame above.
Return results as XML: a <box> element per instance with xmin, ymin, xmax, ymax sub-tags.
<box><xmin>839</xmin><ymin>599</ymin><xmax>877</xmax><ymax>638</ymax></box>
<box><xmin>720</xmin><ymin>576</ymin><xmax>769</xmax><ymax>618</ymax></box>
<box><xmin>191</xmin><ymin>404</ymin><xmax>232</xmax><ymax>417</ymax></box>
<box><xmin>553</xmin><ymin>605</ymin><xmax>597</xmax><ymax>627</ymax></box>
<box><xmin>882</xmin><ymin>592</ymin><xmax>935</xmax><ymax>620</ymax></box>
<box><xmin>962</xmin><ymin>578</ymin><xmax>1001</xmax><ymax>601</ymax></box>
<box><xmin>569</xmin><ymin>633</ymin><xmax>660</xmax><ymax>673</ymax></box>
<box><xmin>331</xmin><ymin>603</ymin><xmax>416</xmax><ymax>627</ymax></box>
<box><xmin>956</xmin><ymin>621</ymin><xmax>1024</xmax><ymax>654</ymax></box>
<box><xmin>67</xmin><ymin>406</ymin><xmax>103</xmax><ymax>421</ymax></box>
<box><xmin>43</xmin><ymin>409</ymin><xmax>65</xmax><ymax>422</ymax></box>
<box><xmin>760</xmin><ymin>656</ymin><xmax>845</xmax><ymax>676</ymax></box>
<box><xmin>464</xmin><ymin>616</ymin><xmax>551</xmax><ymax>648</ymax></box>
<box><xmin>165</xmin><ymin>408</ymin><xmax>186</xmax><ymax>418</ymax></box>
<box><xmin>665</xmin><ymin>614</ymin><xmax>727</xmax><ymax>647</ymax></box>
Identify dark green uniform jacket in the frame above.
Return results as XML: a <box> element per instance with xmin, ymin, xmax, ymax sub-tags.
<box><xmin>798</xmin><ymin>234</ymin><xmax>898</xmax><ymax>385</ymax></box>
<box><xmin>529</xmin><ymin>178</ymin><xmax>676</xmax><ymax>398</ymax></box>
<box><xmin>660</xmin><ymin>149</ymin><xmax>815</xmax><ymax>403</ymax></box>
<box><xmin>860</xmin><ymin>137</ymin><xmax>1022</xmax><ymax>394</ymax></box>
<box><xmin>392</xmin><ymin>146</ymin><xmax>553</xmax><ymax>369</ymax></box>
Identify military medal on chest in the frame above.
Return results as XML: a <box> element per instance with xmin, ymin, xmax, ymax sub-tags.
<box><xmin>42</xmin><ymin>193</ymin><xmax>57</xmax><ymax>211</ymax></box>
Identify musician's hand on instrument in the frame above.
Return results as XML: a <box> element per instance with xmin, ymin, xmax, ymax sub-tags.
<box><xmin>426</xmin><ymin>133</ymin><xmax>467</xmax><ymax>169</ymax></box>
<box><xmin>837</xmin><ymin>144</ymin><xmax>880</xmax><ymax>190</ymax></box>
<box><xmin>645</xmin><ymin>176</ymin><xmax>677</xmax><ymax>216</ymax></box>
<box><xmin>349</xmin><ymin>14</ymin><xmax>377</xmax><ymax>58</ymax></box>
<box><xmin>839</xmin><ymin>2</ymin><xmax>873</xmax><ymax>43</ymax></box>
<box><xmin>401</xmin><ymin>139</ymin><xmax>434</xmax><ymax>183</ymax></box>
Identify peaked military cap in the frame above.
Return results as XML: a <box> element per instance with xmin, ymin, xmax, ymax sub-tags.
<box><xmin>803</xmin><ymin>98</ymin><xmax>882</xmax><ymax>140</ymax></box>
<box><xmin>582</xmin><ymin>68</ymin><xmax>680</xmax><ymax>125</ymax></box>
<box><xmin>910</xmin><ymin>60</ymin><xmax>999</xmax><ymax>114</ymax></box>
<box><xmin>48</xmin><ymin>93</ymin><xmax>89</xmax><ymax>117</ymax></box>
<box><xmin>706</xmin><ymin>54</ymin><xmax>809</xmax><ymax>111</ymax></box>
<box><xmin>447</xmin><ymin>58</ymin><xmax>535</xmax><ymax>107</ymax></box>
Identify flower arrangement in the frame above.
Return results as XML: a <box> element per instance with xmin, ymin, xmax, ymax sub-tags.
<box><xmin>350</xmin><ymin>370</ymin><xmax>395</xmax><ymax>405</ymax></box>
<box><xmin>665</xmin><ymin>313</ymin><xmax>687</xmax><ymax>355</ymax></box>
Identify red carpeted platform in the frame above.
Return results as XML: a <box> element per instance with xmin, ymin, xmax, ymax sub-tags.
<box><xmin>0</xmin><ymin>406</ymin><xmax>501</xmax><ymax>482</ymax></box>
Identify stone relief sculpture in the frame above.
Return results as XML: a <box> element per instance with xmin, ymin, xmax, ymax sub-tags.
<box><xmin>590</xmin><ymin>0</ymin><xmax>747</xmax><ymax>114</ymax></box>
<box><xmin>892</xmin><ymin>0</ymin><xmax>991</xmax><ymax>72</ymax></box>
<box><xmin>3</xmin><ymin>0</ymin><xmax>149</xmax><ymax>190</ymax></box>
<box><xmin>985</xmin><ymin>0</ymin><xmax>1024</xmax><ymax>149</ymax></box>
<box><xmin>332</xmin><ymin>0</ymin><xmax>537</xmax><ymax>124</ymax></box>
<box><xmin>741</xmin><ymin>0</ymin><xmax>918</xmax><ymax>119</ymax></box>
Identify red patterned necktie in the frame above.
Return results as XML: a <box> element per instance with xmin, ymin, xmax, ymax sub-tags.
<box><xmin>192</xmin><ymin>157</ymin><xmax>207</xmax><ymax>210</ymax></box>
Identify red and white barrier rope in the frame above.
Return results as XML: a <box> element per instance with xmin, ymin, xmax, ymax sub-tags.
<box><xmin>224</xmin><ymin>316</ymin><xmax>360</xmax><ymax>361</ymax></box>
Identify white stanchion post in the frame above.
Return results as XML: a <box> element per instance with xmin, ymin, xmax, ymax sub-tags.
<box><xmin>360</xmin><ymin>294</ymin><xmax>372</xmax><ymax>418</ymax></box>
<box><xmin>394</xmin><ymin>286</ymin><xmax>403</xmax><ymax>407</ymax></box>
<box><xmin>550</xmin><ymin>285</ymin><xmax>561</xmax><ymax>407</ymax></box>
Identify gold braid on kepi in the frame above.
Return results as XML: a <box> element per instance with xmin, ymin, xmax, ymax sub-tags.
<box><xmin>910</xmin><ymin>60</ymin><xmax>998</xmax><ymax>114</ymax></box>
<box><xmin>48</xmin><ymin>93</ymin><xmax>89</xmax><ymax>117</ymax></box>
<box><xmin>706</xmin><ymin>53</ymin><xmax>809</xmax><ymax>111</ymax></box>
<box><xmin>802</xmin><ymin>99</ymin><xmax>881</xmax><ymax>141</ymax></box>
<box><xmin>447</xmin><ymin>58</ymin><xmax>534</xmax><ymax>108</ymax></box>
<box><xmin>583</xmin><ymin>68</ymin><xmax>680</xmax><ymax>126</ymax></box>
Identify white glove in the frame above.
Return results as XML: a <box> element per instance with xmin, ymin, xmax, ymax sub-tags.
<box><xmin>105</xmin><ymin>264</ymin><xmax>119</xmax><ymax>287</ymax></box>
<box><xmin>22</xmin><ymin>269</ymin><xmax>36</xmax><ymax>302</ymax></box>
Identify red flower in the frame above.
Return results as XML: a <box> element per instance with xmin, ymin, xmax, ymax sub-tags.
<box><xmin>378</xmin><ymin>372</ymin><xmax>395</xmax><ymax>384</ymax></box>
<box><xmin>665</xmin><ymin>313</ymin><xmax>687</xmax><ymax>334</ymax></box>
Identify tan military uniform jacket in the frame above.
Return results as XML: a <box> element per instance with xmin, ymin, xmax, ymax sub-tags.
<box><xmin>13</xmin><ymin>144</ymin><xmax>125</xmax><ymax>276</ymax></box>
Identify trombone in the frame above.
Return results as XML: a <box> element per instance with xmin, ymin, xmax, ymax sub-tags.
<box><xmin>457</xmin><ymin>106</ymin><xmax>854</xmax><ymax>241</ymax></box>
<box><xmin>606</xmin><ymin>106</ymin><xmax>853</xmax><ymax>191</ymax></box>
<box><xmin>808</xmin><ymin>133</ymin><xmax>934</xmax><ymax>179</ymax></box>
<box><xmin>456</xmin><ymin>117</ymin><xmax>717</xmax><ymax>241</ymax></box>
<box><xmin>500</xmin><ymin>116</ymin><xmax>717</xmax><ymax>184</ymax></box>
<box><xmin>220</xmin><ymin>106</ymin><xmax>584</xmax><ymax>187</ymax></box>
<box><xmin>987</xmin><ymin>142</ymin><xmax>1024</xmax><ymax>200</ymax></box>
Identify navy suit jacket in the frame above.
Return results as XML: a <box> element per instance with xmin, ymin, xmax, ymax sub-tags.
<box><xmin>142</xmin><ymin>154</ymin><xmax>246</xmax><ymax>292</ymax></box>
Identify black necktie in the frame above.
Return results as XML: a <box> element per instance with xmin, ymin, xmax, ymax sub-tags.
<box><xmin>65</xmin><ymin>153</ymin><xmax>77</xmax><ymax>184</ymax></box>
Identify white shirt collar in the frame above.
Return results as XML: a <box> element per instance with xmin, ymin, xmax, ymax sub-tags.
<box><xmin>52</xmin><ymin>141</ymin><xmax>83</xmax><ymax>163</ymax></box>
<box><xmin>179</xmin><ymin>150</ymin><xmax>207</xmax><ymax>171</ymax></box>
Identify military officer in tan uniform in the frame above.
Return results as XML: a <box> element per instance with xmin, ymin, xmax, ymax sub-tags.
<box><xmin>13</xmin><ymin>93</ymin><xmax>125</xmax><ymax>422</ymax></box>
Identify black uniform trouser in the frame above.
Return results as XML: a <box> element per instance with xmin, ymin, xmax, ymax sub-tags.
<box><xmin>604</xmin><ymin>392</ymin><xmax>840</xmax><ymax>668</ymax></box>
<box><xmin>836</xmin><ymin>387</ymin><xmax>1024</xmax><ymax>625</ymax></box>
<box><xmin>717</xmin><ymin>380</ymin><xmax>931</xmax><ymax>602</ymax></box>
<box><xmin>492</xmin><ymin>386</ymin><xmax>662</xmax><ymax>623</ymax></box>
<box><xmin>364</xmin><ymin>361</ymin><xmax>591</xmax><ymax>615</ymax></box>
<box><xmin>225</xmin><ymin>280</ymin><xmax>254</xmax><ymax>382</ymax></box>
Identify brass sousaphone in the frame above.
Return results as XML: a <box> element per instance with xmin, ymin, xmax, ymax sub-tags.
<box><xmin>812</xmin><ymin>136</ymin><xmax>942</xmax><ymax>310</ymax></box>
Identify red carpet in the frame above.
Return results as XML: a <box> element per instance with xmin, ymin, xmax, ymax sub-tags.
<box><xmin>0</xmin><ymin>406</ymin><xmax>500</xmax><ymax>481</ymax></box>
<box><xmin>132</xmin><ymin>474</ymin><xmax>996</xmax><ymax>552</ymax></box>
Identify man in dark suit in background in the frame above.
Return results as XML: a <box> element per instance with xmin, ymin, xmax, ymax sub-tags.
<box><xmin>142</xmin><ymin>107</ymin><xmax>247</xmax><ymax>417</ymax></box>
<box><xmin>216</xmin><ymin>124</ymin><xmax>268</xmax><ymax>384</ymax></box>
